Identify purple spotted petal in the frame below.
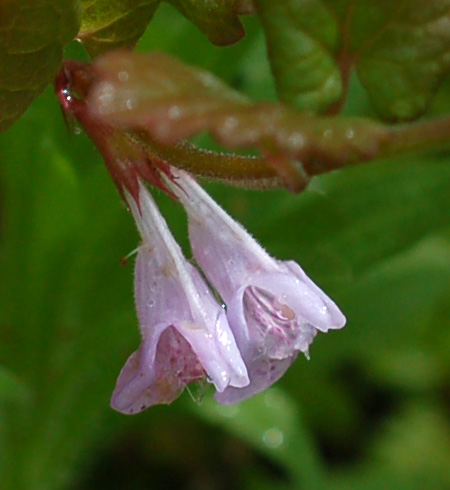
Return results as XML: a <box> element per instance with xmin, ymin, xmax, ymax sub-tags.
<box><xmin>169</xmin><ymin>169</ymin><xmax>346</xmax><ymax>404</ymax></box>
<box><xmin>111</xmin><ymin>182</ymin><xmax>248</xmax><ymax>414</ymax></box>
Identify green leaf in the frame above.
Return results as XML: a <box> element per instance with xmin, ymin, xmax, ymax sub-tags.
<box><xmin>0</xmin><ymin>366</ymin><xmax>29</xmax><ymax>404</ymax></box>
<box><xmin>254</xmin><ymin>155</ymin><xmax>450</xmax><ymax>283</ymax></box>
<box><xmin>352</xmin><ymin>0</ymin><xmax>450</xmax><ymax>121</ymax></box>
<box><xmin>0</xmin><ymin>87</ymin><xmax>138</xmax><ymax>490</ymax></box>
<box><xmin>166</xmin><ymin>0</ymin><xmax>247</xmax><ymax>46</ymax></box>
<box><xmin>191</xmin><ymin>387</ymin><xmax>326</xmax><ymax>488</ymax></box>
<box><xmin>256</xmin><ymin>0</ymin><xmax>450</xmax><ymax>120</ymax></box>
<box><xmin>256</xmin><ymin>0</ymin><xmax>342</xmax><ymax>113</ymax></box>
<box><xmin>0</xmin><ymin>0</ymin><xmax>80</xmax><ymax>132</ymax></box>
<box><xmin>78</xmin><ymin>0</ymin><xmax>251</xmax><ymax>59</ymax></box>
<box><xmin>373</xmin><ymin>403</ymin><xmax>450</xmax><ymax>488</ymax></box>
<box><xmin>78</xmin><ymin>0</ymin><xmax>160</xmax><ymax>58</ymax></box>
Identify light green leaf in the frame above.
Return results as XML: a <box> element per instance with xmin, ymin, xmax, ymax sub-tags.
<box><xmin>0</xmin><ymin>0</ymin><xmax>80</xmax><ymax>132</ymax></box>
<box><xmin>256</xmin><ymin>0</ymin><xmax>450</xmax><ymax>120</ymax></box>
<box><xmin>256</xmin><ymin>0</ymin><xmax>342</xmax><ymax>113</ymax></box>
<box><xmin>354</xmin><ymin>0</ymin><xmax>450</xmax><ymax>120</ymax></box>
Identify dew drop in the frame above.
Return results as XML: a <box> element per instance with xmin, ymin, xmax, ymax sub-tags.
<box><xmin>118</xmin><ymin>70</ymin><xmax>129</xmax><ymax>82</ymax></box>
<box><xmin>126</xmin><ymin>98</ymin><xmax>136</xmax><ymax>110</ymax></box>
<box><xmin>223</xmin><ymin>116</ymin><xmax>238</xmax><ymax>131</ymax></box>
<box><xmin>168</xmin><ymin>105</ymin><xmax>181</xmax><ymax>119</ymax></box>
<box><xmin>262</xmin><ymin>427</ymin><xmax>284</xmax><ymax>449</ymax></box>
<box><xmin>288</xmin><ymin>131</ymin><xmax>305</xmax><ymax>148</ymax></box>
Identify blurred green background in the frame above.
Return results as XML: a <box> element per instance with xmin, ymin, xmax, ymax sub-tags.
<box><xmin>1</xmin><ymin>4</ymin><xmax>449</xmax><ymax>490</ymax></box>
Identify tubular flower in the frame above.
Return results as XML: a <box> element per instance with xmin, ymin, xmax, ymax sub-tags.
<box><xmin>169</xmin><ymin>169</ymin><xmax>346</xmax><ymax>404</ymax></box>
<box><xmin>111</xmin><ymin>181</ymin><xmax>249</xmax><ymax>414</ymax></box>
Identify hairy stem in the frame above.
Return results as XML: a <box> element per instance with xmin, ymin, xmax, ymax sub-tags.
<box><xmin>133</xmin><ymin>116</ymin><xmax>450</xmax><ymax>191</ymax></box>
<box><xmin>131</xmin><ymin>133</ymin><xmax>286</xmax><ymax>189</ymax></box>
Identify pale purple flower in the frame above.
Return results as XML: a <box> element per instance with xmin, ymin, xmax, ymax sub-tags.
<box><xmin>111</xmin><ymin>181</ymin><xmax>249</xmax><ymax>413</ymax></box>
<box><xmin>169</xmin><ymin>169</ymin><xmax>346</xmax><ymax>404</ymax></box>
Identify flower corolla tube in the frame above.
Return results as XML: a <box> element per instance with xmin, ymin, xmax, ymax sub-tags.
<box><xmin>112</xmin><ymin>172</ymin><xmax>346</xmax><ymax>412</ymax></box>
<box><xmin>168</xmin><ymin>169</ymin><xmax>346</xmax><ymax>404</ymax></box>
<box><xmin>111</xmin><ymin>181</ymin><xmax>249</xmax><ymax>414</ymax></box>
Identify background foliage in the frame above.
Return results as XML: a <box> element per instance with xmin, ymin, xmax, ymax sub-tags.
<box><xmin>1</xmin><ymin>2</ymin><xmax>450</xmax><ymax>490</ymax></box>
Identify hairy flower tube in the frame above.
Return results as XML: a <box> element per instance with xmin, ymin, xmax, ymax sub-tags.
<box><xmin>111</xmin><ymin>181</ymin><xmax>249</xmax><ymax>413</ymax></box>
<box><xmin>169</xmin><ymin>169</ymin><xmax>346</xmax><ymax>404</ymax></box>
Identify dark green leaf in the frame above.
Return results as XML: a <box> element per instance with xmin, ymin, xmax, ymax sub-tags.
<box><xmin>78</xmin><ymin>0</ymin><xmax>160</xmax><ymax>58</ymax></box>
<box><xmin>0</xmin><ymin>366</ymin><xmax>29</xmax><ymax>404</ymax></box>
<box><xmin>0</xmin><ymin>0</ymin><xmax>80</xmax><ymax>132</ymax></box>
<box><xmin>254</xmin><ymin>155</ymin><xmax>450</xmax><ymax>282</ymax></box>
<box><xmin>0</xmin><ymin>87</ymin><xmax>138</xmax><ymax>490</ymax></box>
<box><xmin>191</xmin><ymin>388</ymin><xmax>326</xmax><ymax>488</ymax></box>
<box><xmin>167</xmin><ymin>0</ymin><xmax>247</xmax><ymax>46</ymax></box>
<box><xmin>78</xmin><ymin>0</ymin><xmax>252</xmax><ymax>58</ymax></box>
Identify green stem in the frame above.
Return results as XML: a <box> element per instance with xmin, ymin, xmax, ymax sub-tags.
<box><xmin>132</xmin><ymin>133</ymin><xmax>285</xmax><ymax>189</ymax></box>
<box><xmin>131</xmin><ymin>116</ymin><xmax>450</xmax><ymax>192</ymax></box>
<box><xmin>382</xmin><ymin>116</ymin><xmax>450</xmax><ymax>158</ymax></box>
